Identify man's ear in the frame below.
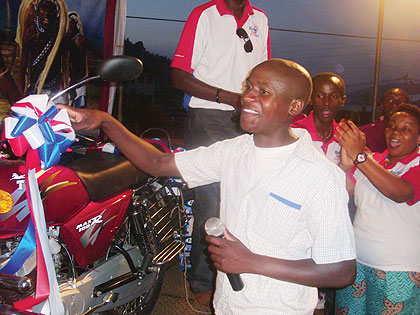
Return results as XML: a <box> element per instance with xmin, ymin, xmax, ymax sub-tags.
<box><xmin>289</xmin><ymin>99</ymin><xmax>305</xmax><ymax>116</ymax></box>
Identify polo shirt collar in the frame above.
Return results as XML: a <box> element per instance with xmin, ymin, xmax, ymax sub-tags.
<box><xmin>377</xmin><ymin>147</ymin><xmax>420</xmax><ymax>168</ymax></box>
<box><xmin>295</xmin><ymin>111</ymin><xmax>339</xmax><ymax>143</ymax></box>
<box><xmin>215</xmin><ymin>0</ymin><xmax>254</xmax><ymax>18</ymax></box>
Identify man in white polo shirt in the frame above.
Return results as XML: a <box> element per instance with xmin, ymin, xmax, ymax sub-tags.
<box><xmin>170</xmin><ymin>0</ymin><xmax>271</xmax><ymax>305</ymax></box>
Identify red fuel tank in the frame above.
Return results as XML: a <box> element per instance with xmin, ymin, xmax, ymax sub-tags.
<box><xmin>0</xmin><ymin>159</ymin><xmax>89</xmax><ymax>237</ymax></box>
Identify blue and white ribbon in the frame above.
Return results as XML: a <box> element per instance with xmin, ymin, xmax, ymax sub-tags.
<box><xmin>4</xmin><ymin>94</ymin><xmax>75</xmax><ymax>169</ymax></box>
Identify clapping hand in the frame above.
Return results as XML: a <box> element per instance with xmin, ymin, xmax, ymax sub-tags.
<box><xmin>336</xmin><ymin>119</ymin><xmax>366</xmax><ymax>163</ymax></box>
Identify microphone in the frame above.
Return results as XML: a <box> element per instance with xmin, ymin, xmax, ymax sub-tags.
<box><xmin>205</xmin><ymin>217</ymin><xmax>244</xmax><ymax>291</ymax></box>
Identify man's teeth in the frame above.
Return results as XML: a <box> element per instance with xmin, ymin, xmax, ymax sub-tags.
<box><xmin>243</xmin><ymin>108</ymin><xmax>259</xmax><ymax>114</ymax></box>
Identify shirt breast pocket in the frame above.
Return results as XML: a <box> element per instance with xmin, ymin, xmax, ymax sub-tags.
<box><xmin>252</xmin><ymin>192</ymin><xmax>302</xmax><ymax>247</ymax></box>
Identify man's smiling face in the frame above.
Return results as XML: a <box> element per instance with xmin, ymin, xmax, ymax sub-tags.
<box><xmin>240</xmin><ymin>63</ymin><xmax>293</xmax><ymax>137</ymax></box>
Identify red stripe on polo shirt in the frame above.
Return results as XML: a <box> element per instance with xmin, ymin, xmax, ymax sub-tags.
<box><xmin>171</xmin><ymin>1</ymin><xmax>214</xmax><ymax>73</ymax></box>
<box><xmin>374</xmin><ymin>149</ymin><xmax>420</xmax><ymax>205</ymax></box>
<box><xmin>252</xmin><ymin>6</ymin><xmax>271</xmax><ymax>58</ymax></box>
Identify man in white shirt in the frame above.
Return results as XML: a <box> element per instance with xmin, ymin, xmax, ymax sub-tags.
<box><xmin>62</xmin><ymin>58</ymin><xmax>356</xmax><ymax>315</ymax></box>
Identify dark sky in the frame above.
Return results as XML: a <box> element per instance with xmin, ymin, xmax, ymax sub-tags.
<box><xmin>125</xmin><ymin>0</ymin><xmax>420</xmax><ymax>98</ymax></box>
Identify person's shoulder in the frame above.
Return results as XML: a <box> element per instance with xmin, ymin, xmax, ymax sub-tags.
<box><xmin>297</xmin><ymin>132</ymin><xmax>342</xmax><ymax>171</ymax></box>
<box><xmin>250</xmin><ymin>5</ymin><xmax>269</xmax><ymax>24</ymax></box>
<box><xmin>189</xmin><ymin>1</ymin><xmax>216</xmax><ymax>17</ymax></box>
<box><xmin>182</xmin><ymin>1</ymin><xmax>216</xmax><ymax>32</ymax></box>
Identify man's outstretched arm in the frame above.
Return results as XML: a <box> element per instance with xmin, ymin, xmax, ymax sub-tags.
<box><xmin>61</xmin><ymin>106</ymin><xmax>181</xmax><ymax>178</ymax></box>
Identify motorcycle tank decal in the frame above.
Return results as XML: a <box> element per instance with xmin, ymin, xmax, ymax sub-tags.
<box><xmin>0</xmin><ymin>162</ymin><xmax>90</xmax><ymax>236</ymax></box>
<box><xmin>38</xmin><ymin>165</ymin><xmax>90</xmax><ymax>225</ymax></box>
<box><xmin>59</xmin><ymin>191</ymin><xmax>132</xmax><ymax>267</ymax></box>
<box><xmin>37</xmin><ymin>170</ymin><xmax>78</xmax><ymax>200</ymax></box>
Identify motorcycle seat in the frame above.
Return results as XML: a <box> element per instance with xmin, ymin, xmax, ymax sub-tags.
<box><xmin>66</xmin><ymin>150</ymin><xmax>148</xmax><ymax>201</ymax></box>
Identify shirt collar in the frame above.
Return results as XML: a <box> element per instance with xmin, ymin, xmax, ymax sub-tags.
<box><xmin>291</xmin><ymin>128</ymin><xmax>319</xmax><ymax>162</ymax></box>
<box><xmin>377</xmin><ymin>147</ymin><xmax>420</xmax><ymax>168</ymax></box>
<box><xmin>246</xmin><ymin>129</ymin><xmax>318</xmax><ymax>164</ymax></box>
<box><xmin>293</xmin><ymin>111</ymin><xmax>339</xmax><ymax>143</ymax></box>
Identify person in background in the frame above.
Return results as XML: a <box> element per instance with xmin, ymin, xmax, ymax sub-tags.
<box><xmin>293</xmin><ymin>72</ymin><xmax>347</xmax><ymax>314</ymax></box>
<box><xmin>16</xmin><ymin>0</ymin><xmax>70</xmax><ymax>103</ymax></box>
<box><xmin>61</xmin><ymin>58</ymin><xmax>356</xmax><ymax>315</ymax></box>
<box><xmin>359</xmin><ymin>88</ymin><xmax>409</xmax><ymax>153</ymax></box>
<box><xmin>335</xmin><ymin>103</ymin><xmax>420</xmax><ymax>315</ymax></box>
<box><xmin>170</xmin><ymin>0</ymin><xmax>270</xmax><ymax>307</ymax></box>
<box><xmin>293</xmin><ymin>72</ymin><xmax>346</xmax><ymax>165</ymax></box>
<box><xmin>67</xmin><ymin>11</ymin><xmax>88</xmax><ymax>108</ymax></box>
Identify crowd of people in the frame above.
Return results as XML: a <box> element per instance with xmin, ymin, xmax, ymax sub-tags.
<box><xmin>1</xmin><ymin>0</ymin><xmax>419</xmax><ymax>314</ymax></box>
<box><xmin>166</xmin><ymin>1</ymin><xmax>420</xmax><ymax>315</ymax></box>
<box><xmin>61</xmin><ymin>57</ymin><xmax>420</xmax><ymax>315</ymax></box>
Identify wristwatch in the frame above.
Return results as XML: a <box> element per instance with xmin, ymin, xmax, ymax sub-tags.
<box><xmin>353</xmin><ymin>152</ymin><xmax>367</xmax><ymax>165</ymax></box>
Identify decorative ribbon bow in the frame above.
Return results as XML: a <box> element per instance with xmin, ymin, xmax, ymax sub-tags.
<box><xmin>4</xmin><ymin>94</ymin><xmax>75</xmax><ymax>170</ymax></box>
<box><xmin>2</xmin><ymin>94</ymin><xmax>70</xmax><ymax>314</ymax></box>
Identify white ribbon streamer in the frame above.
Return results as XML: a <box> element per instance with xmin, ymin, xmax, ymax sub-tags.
<box><xmin>27</xmin><ymin>169</ymin><xmax>65</xmax><ymax>314</ymax></box>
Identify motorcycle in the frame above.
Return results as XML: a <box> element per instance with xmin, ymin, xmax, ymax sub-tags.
<box><xmin>0</xmin><ymin>56</ymin><xmax>187</xmax><ymax>314</ymax></box>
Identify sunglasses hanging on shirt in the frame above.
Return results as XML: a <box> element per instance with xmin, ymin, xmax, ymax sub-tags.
<box><xmin>236</xmin><ymin>28</ymin><xmax>253</xmax><ymax>53</ymax></box>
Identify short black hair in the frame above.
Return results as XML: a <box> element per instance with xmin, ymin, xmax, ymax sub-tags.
<box><xmin>390</xmin><ymin>103</ymin><xmax>420</xmax><ymax>130</ymax></box>
<box><xmin>312</xmin><ymin>72</ymin><xmax>345</xmax><ymax>97</ymax></box>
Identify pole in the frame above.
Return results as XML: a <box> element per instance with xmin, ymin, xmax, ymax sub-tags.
<box><xmin>372</xmin><ymin>0</ymin><xmax>385</xmax><ymax>121</ymax></box>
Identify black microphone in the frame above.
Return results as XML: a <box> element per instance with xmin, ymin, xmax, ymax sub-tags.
<box><xmin>205</xmin><ymin>217</ymin><xmax>244</xmax><ymax>291</ymax></box>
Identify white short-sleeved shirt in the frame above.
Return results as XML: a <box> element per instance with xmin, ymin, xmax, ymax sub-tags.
<box><xmin>352</xmin><ymin>149</ymin><xmax>420</xmax><ymax>272</ymax></box>
<box><xmin>175</xmin><ymin>129</ymin><xmax>356</xmax><ymax>315</ymax></box>
<box><xmin>170</xmin><ymin>0</ymin><xmax>271</xmax><ymax>111</ymax></box>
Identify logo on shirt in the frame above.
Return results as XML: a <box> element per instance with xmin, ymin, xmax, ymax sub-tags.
<box><xmin>248</xmin><ymin>25</ymin><xmax>259</xmax><ymax>37</ymax></box>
